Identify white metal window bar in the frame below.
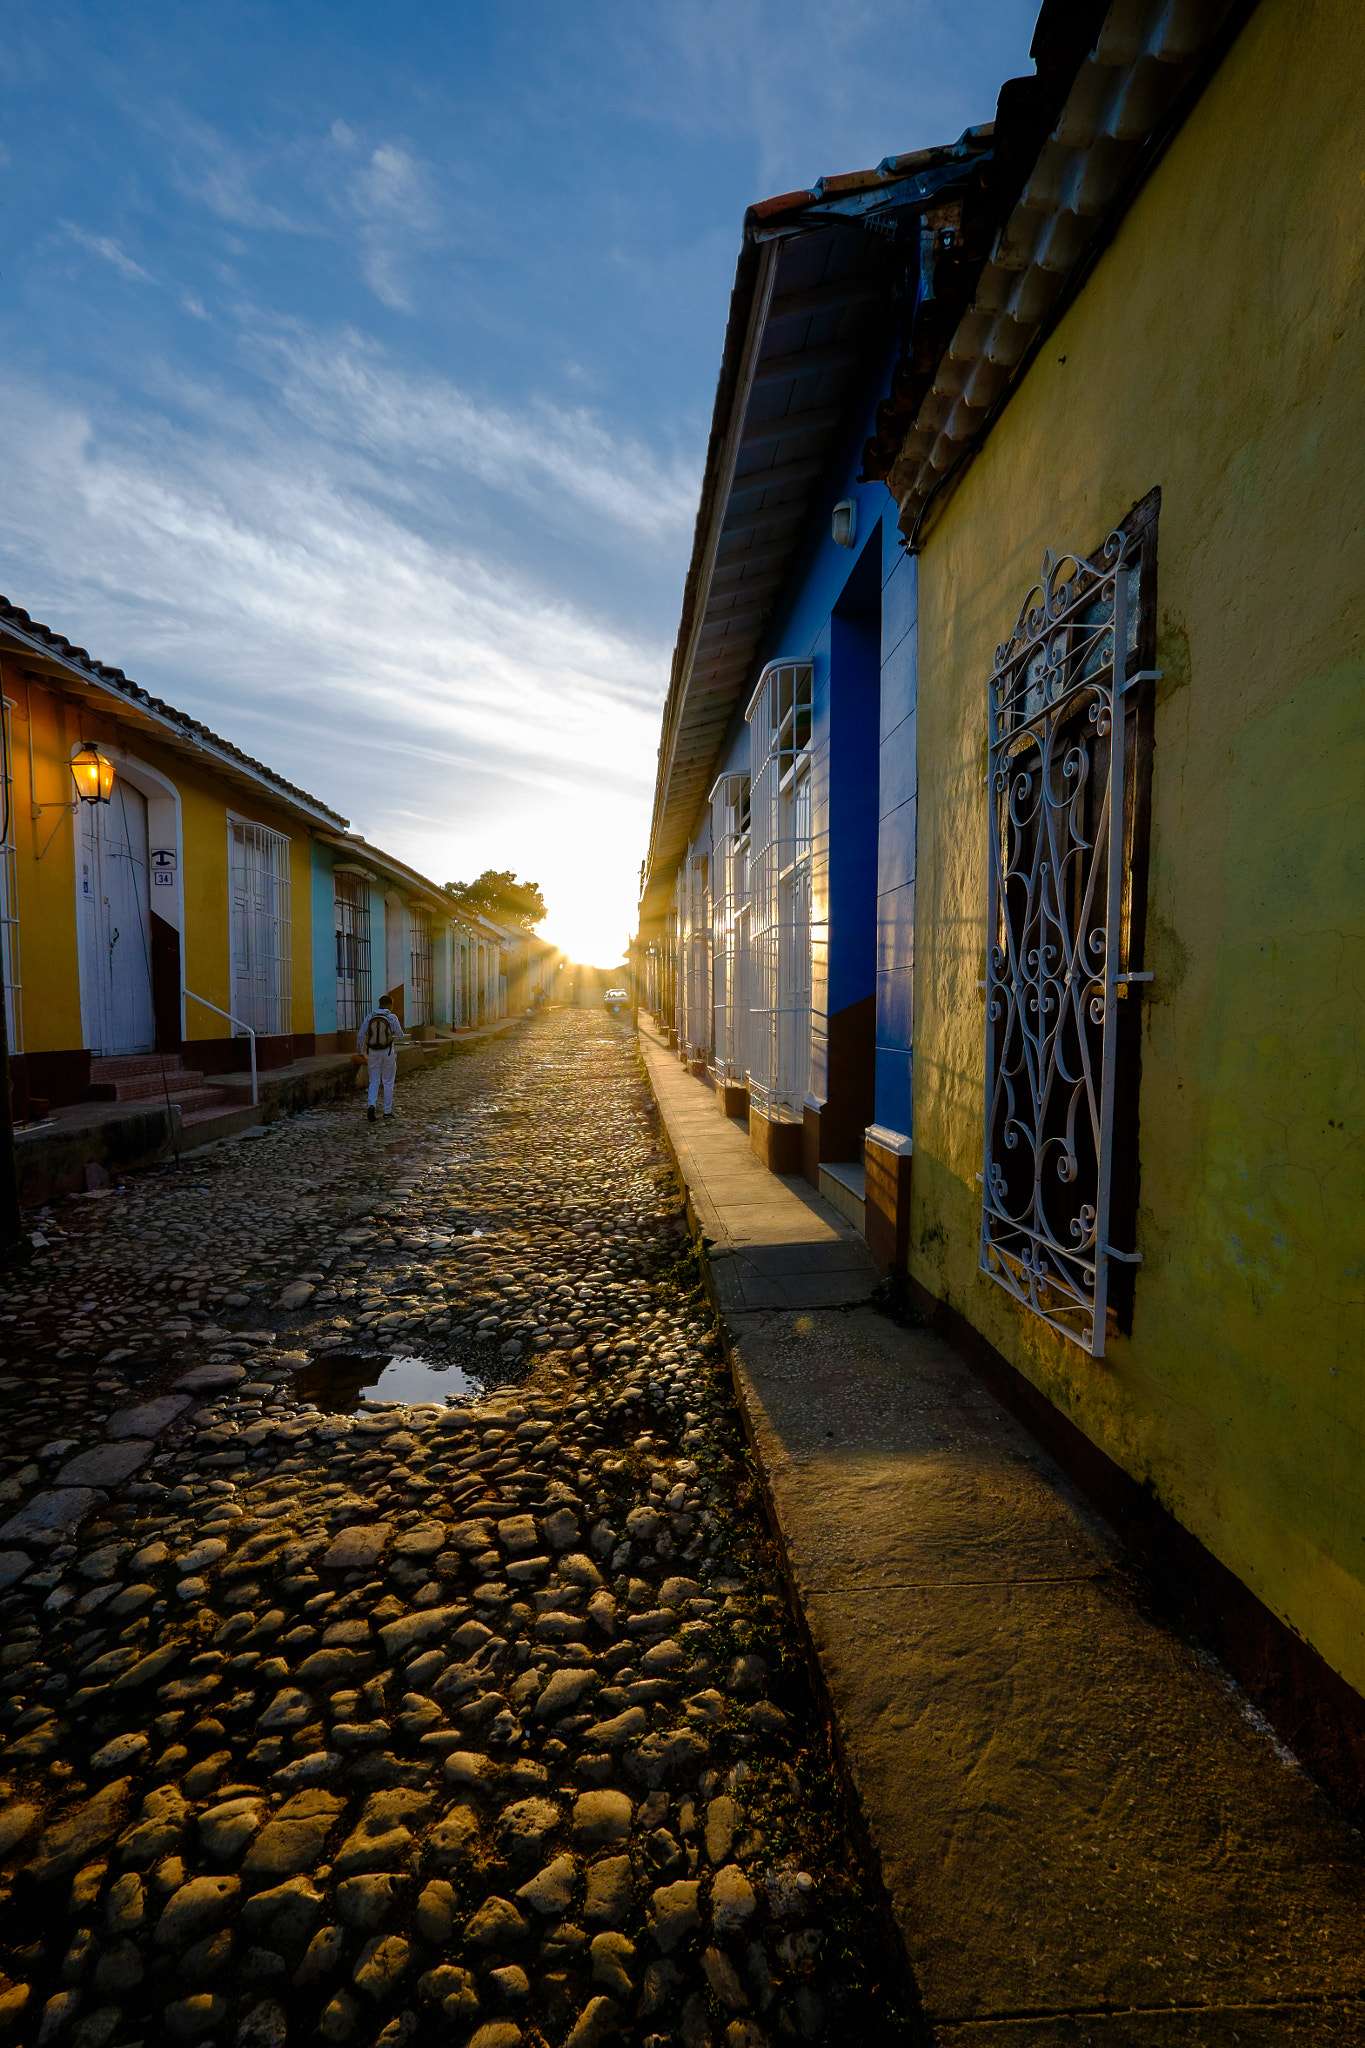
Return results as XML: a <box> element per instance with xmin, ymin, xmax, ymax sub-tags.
<box><xmin>981</xmin><ymin>533</ymin><xmax>1154</xmax><ymax>1357</ymax></box>
<box><xmin>454</xmin><ymin>936</ymin><xmax>469</xmax><ymax>1027</ymax></box>
<box><xmin>409</xmin><ymin>905</ymin><xmax>433</xmax><ymax>1026</ymax></box>
<box><xmin>709</xmin><ymin>772</ymin><xmax>750</xmax><ymax>1081</ymax></box>
<box><xmin>662</xmin><ymin>908</ymin><xmax>677</xmax><ymax>1034</ymax></box>
<box><xmin>672</xmin><ymin>858</ymin><xmax>709</xmax><ymax>1059</ymax></box>
<box><xmin>671</xmin><ymin>882</ymin><xmax>685</xmax><ymax>1045</ymax></box>
<box><xmin>0</xmin><ymin>701</ymin><xmax>21</xmax><ymax>1054</ymax></box>
<box><xmin>333</xmin><ymin>870</ymin><xmax>372</xmax><ymax>1032</ymax></box>
<box><xmin>228</xmin><ymin>817</ymin><xmax>292</xmax><ymax>1037</ymax></box>
<box><xmin>746</xmin><ymin>660</ymin><xmax>813</xmax><ymax>1118</ymax></box>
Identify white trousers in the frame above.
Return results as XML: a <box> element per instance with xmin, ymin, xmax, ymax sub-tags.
<box><xmin>366</xmin><ymin>1049</ymin><xmax>397</xmax><ymax>1111</ymax></box>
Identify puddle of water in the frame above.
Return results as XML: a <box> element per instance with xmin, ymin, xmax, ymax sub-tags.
<box><xmin>366</xmin><ymin>1352</ymin><xmax>478</xmax><ymax>1405</ymax></box>
<box><xmin>295</xmin><ymin>1347</ymin><xmax>499</xmax><ymax>1414</ymax></box>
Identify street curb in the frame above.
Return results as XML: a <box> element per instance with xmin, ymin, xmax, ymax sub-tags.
<box><xmin>634</xmin><ymin>1032</ymin><xmax>931</xmax><ymax>2042</ymax></box>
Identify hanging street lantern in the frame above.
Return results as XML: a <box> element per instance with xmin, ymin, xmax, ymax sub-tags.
<box><xmin>70</xmin><ymin>743</ymin><xmax>115</xmax><ymax>805</ymax></box>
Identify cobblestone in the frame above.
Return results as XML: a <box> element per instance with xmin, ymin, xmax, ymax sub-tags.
<box><xmin>0</xmin><ymin>1012</ymin><xmax>906</xmax><ymax>2044</ymax></box>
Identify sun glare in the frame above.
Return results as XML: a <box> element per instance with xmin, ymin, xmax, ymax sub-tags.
<box><xmin>541</xmin><ymin>895</ymin><xmax>631</xmax><ymax>969</ymax></box>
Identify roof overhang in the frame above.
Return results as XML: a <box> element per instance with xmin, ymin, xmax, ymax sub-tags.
<box><xmin>1</xmin><ymin>612</ymin><xmax>348</xmax><ymax>832</ymax></box>
<box><xmin>639</xmin><ymin>0</ymin><xmax>1259</xmax><ymax>935</ymax></box>
<box><xmin>881</xmin><ymin>0</ymin><xmax>1255</xmax><ymax>539</ymax></box>
<box><xmin>639</xmin><ymin>134</ymin><xmax>995</xmax><ymax>929</ymax></box>
<box><xmin>316</xmin><ymin>830</ymin><xmax>455</xmax><ymax>916</ymax></box>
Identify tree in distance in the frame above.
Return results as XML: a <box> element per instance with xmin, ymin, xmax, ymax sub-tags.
<box><xmin>445</xmin><ymin>869</ymin><xmax>548</xmax><ymax>929</ymax></box>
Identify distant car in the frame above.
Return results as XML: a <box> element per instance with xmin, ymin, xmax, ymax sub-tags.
<box><xmin>604</xmin><ymin>988</ymin><xmax>630</xmax><ymax>1014</ymax></box>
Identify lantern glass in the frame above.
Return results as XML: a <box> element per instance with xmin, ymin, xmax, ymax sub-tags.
<box><xmin>71</xmin><ymin>744</ymin><xmax>115</xmax><ymax>805</ymax></box>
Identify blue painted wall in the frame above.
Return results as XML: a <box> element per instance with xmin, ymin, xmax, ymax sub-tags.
<box><xmin>670</xmin><ymin>323</ymin><xmax>918</xmax><ymax>1144</ymax></box>
<box><xmin>828</xmin><ymin>614</ymin><xmax>880</xmax><ymax>1003</ymax></box>
<box><xmin>808</xmin><ymin>537</ymin><xmax>881</xmax><ymax>1119</ymax></box>
<box><xmin>876</xmin><ymin>519</ymin><xmax>918</xmax><ymax>1140</ymax></box>
<box><xmin>806</xmin><ymin>616</ymin><xmax>832</xmax><ymax>1102</ymax></box>
<box><xmin>310</xmin><ymin>840</ymin><xmax>338</xmax><ymax>1040</ymax></box>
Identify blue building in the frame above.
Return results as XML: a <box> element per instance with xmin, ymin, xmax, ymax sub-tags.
<box><xmin>638</xmin><ymin>133</ymin><xmax>1001</xmax><ymax>1266</ymax></box>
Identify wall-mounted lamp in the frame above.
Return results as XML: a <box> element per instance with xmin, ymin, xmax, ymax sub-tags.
<box><xmin>832</xmin><ymin>498</ymin><xmax>857</xmax><ymax>550</ymax></box>
<box><xmin>70</xmin><ymin>743</ymin><xmax>115</xmax><ymax>806</ymax></box>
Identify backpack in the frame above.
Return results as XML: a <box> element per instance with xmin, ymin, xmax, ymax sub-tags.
<box><xmin>365</xmin><ymin>1011</ymin><xmax>396</xmax><ymax>1053</ymax></box>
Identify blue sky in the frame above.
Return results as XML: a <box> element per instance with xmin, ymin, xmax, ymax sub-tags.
<box><xmin>0</xmin><ymin>0</ymin><xmax>1037</xmax><ymax>961</ymax></box>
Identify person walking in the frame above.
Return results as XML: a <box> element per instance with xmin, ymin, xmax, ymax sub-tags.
<box><xmin>358</xmin><ymin>994</ymin><xmax>400</xmax><ymax>1122</ymax></box>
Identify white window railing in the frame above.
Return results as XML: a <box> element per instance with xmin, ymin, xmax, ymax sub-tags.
<box><xmin>228</xmin><ymin>816</ymin><xmax>291</xmax><ymax>1037</ymax></box>
<box><xmin>746</xmin><ymin>660</ymin><xmax>813</xmax><ymax>1117</ymax></box>
<box><xmin>709</xmin><ymin>771</ymin><xmax>750</xmax><ymax>1081</ymax></box>
<box><xmin>673</xmin><ymin>856</ymin><xmax>711</xmax><ymax>1061</ymax></box>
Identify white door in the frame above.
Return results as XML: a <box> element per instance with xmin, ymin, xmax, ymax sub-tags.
<box><xmin>81</xmin><ymin>785</ymin><xmax>156</xmax><ymax>1055</ymax></box>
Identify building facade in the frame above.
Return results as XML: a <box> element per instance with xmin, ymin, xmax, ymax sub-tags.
<box><xmin>0</xmin><ymin>604</ymin><xmax>348</xmax><ymax>1117</ymax></box>
<box><xmin>0</xmin><ymin>602</ymin><xmax>520</xmax><ymax>1127</ymax></box>
<box><xmin>639</xmin><ymin>0</ymin><xmax>1365</xmax><ymax>1799</ymax></box>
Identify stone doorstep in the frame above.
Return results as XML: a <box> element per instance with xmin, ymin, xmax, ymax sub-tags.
<box><xmin>817</xmin><ymin>1162</ymin><xmax>865</xmax><ymax>1235</ymax></box>
<box><xmin>637</xmin><ymin>1021</ymin><xmax>1365</xmax><ymax>2031</ymax></box>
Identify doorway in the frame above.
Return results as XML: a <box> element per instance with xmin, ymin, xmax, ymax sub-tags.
<box><xmin>815</xmin><ymin>528</ymin><xmax>881</xmax><ymax>1166</ymax></box>
<box><xmin>80</xmin><ymin>784</ymin><xmax>156</xmax><ymax>1055</ymax></box>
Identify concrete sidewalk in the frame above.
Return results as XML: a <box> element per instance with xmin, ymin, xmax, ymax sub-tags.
<box><xmin>638</xmin><ymin>1017</ymin><xmax>1365</xmax><ymax>2044</ymax></box>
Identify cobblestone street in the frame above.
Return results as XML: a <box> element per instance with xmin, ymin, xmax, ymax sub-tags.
<box><xmin>0</xmin><ymin>1012</ymin><xmax>906</xmax><ymax>2048</ymax></box>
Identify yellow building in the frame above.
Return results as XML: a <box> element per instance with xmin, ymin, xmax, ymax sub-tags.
<box><xmin>871</xmin><ymin>0</ymin><xmax>1365</xmax><ymax>1784</ymax></box>
<box><xmin>0</xmin><ymin>603</ymin><xmax>349</xmax><ymax>1124</ymax></box>
<box><xmin>0</xmin><ymin>603</ymin><xmax>501</xmax><ymax>1157</ymax></box>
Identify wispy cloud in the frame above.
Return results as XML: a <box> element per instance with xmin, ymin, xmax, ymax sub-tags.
<box><xmin>249</xmin><ymin>327</ymin><xmax>699</xmax><ymax>547</ymax></box>
<box><xmin>336</xmin><ymin>133</ymin><xmax>441</xmax><ymax>313</ymax></box>
<box><xmin>169</xmin><ymin>117</ymin><xmax>305</xmax><ymax>233</ymax></box>
<box><xmin>0</xmin><ymin>364</ymin><xmax>668</xmax><ymax>958</ymax></box>
<box><xmin>62</xmin><ymin>222</ymin><xmax>150</xmax><ymax>281</ymax></box>
<box><xmin>348</xmin><ymin>142</ymin><xmax>435</xmax><ymax>228</ymax></box>
<box><xmin>168</xmin><ymin>113</ymin><xmax>450</xmax><ymax>315</ymax></box>
<box><xmin>614</xmin><ymin>0</ymin><xmax>1022</xmax><ymax>191</ymax></box>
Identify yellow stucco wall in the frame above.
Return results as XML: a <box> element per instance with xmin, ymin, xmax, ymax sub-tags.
<box><xmin>4</xmin><ymin>670</ymin><xmax>85</xmax><ymax>1053</ymax></box>
<box><xmin>4</xmin><ymin>665</ymin><xmax>316</xmax><ymax>1053</ymax></box>
<box><xmin>910</xmin><ymin>0</ymin><xmax>1365</xmax><ymax>1690</ymax></box>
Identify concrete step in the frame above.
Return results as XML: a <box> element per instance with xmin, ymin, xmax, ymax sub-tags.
<box><xmin>165</xmin><ymin>1086</ymin><xmax>232</xmax><ymax>1114</ymax></box>
<box><xmin>89</xmin><ymin>1054</ymin><xmax>186</xmax><ymax>1081</ymax></box>
<box><xmin>178</xmin><ymin>1102</ymin><xmax>264</xmax><ymax>1147</ymax></box>
<box><xmin>89</xmin><ymin>1068</ymin><xmax>208</xmax><ymax>1103</ymax></box>
<box><xmin>819</xmin><ymin>1160</ymin><xmax>866</xmax><ymax>1233</ymax></box>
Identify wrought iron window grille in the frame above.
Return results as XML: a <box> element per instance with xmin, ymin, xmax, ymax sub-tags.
<box><xmin>980</xmin><ymin>528</ymin><xmax>1158</xmax><ymax>1357</ymax></box>
<box><xmin>409</xmin><ymin>905</ymin><xmax>434</xmax><ymax>1027</ymax></box>
<box><xmin>333</xmin><ymin>870</ymin><xmax>372</xmax><ymax>1032</ymax></box>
